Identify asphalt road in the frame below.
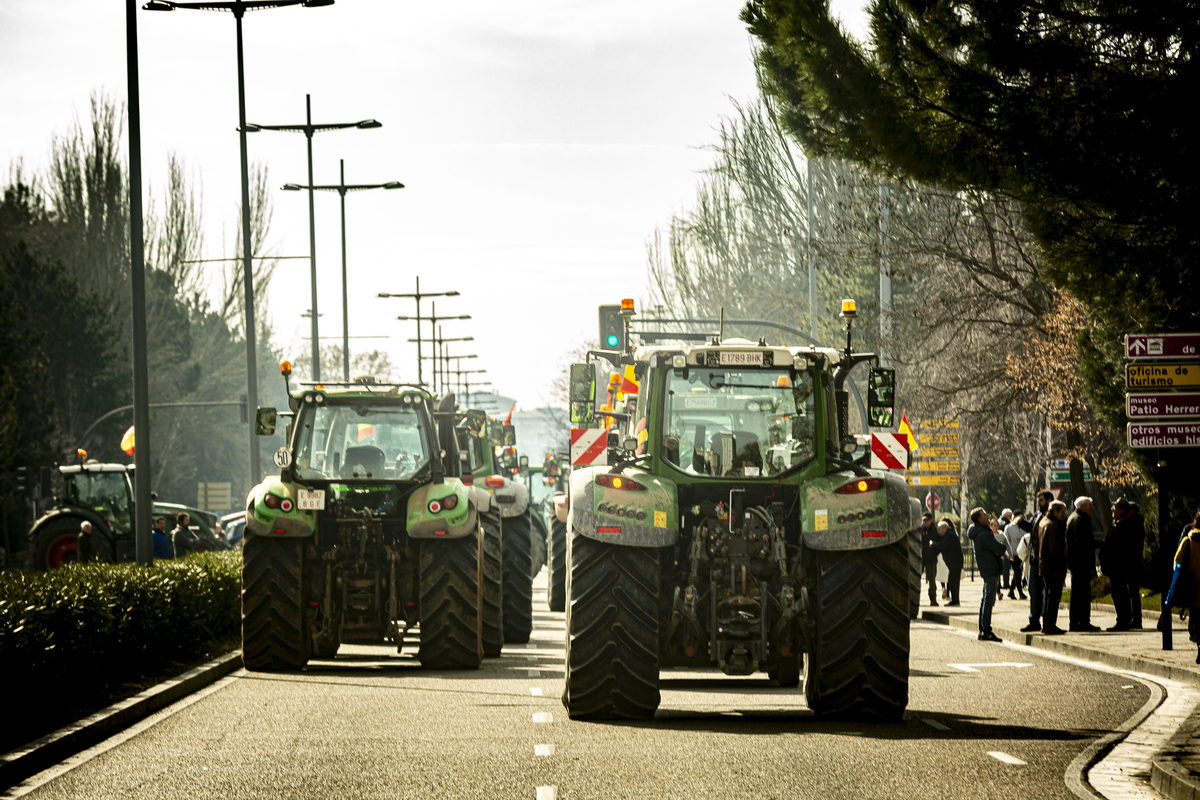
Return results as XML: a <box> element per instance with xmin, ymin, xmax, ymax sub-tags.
<box><xmin>17</xmin><ymin>578</ymin><xmax>1154</xmax><ymax>800</ymax></box>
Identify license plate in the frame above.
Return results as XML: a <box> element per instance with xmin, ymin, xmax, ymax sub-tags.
<box><xmin>297</xmin><ymin>489</ymin><xmax>325</xmax><ymax>510</ymax></box>
<box><xmin>496</xmin><ymin>494</ymin><xmax>515</xmax><ymax>504</ymax></box>
<box><xmin>719</xmin><ymin>351</ymin><xmax>763</xmax><ymax>366</ymax></box>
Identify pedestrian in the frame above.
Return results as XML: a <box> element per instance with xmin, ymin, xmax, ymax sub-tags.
<box><xmin>1004</xmin><ymin>512</ymin><xmax>1027</xmax><ymax>600</ymax></box>
<box><xmin>969</xmin><ymin>508</ymin><xmax>1007</xmax><ymax>642</ymax></box>
<box><xmin>998</xmin><ymin>509</ymin><xmax>1014</xmax><ymax>589</ymax></box>
<box><xmin>931</xmin><ymin>520</ymin><xmax>963</xmax><ymax>606</ymax></box>
<box><xmin>1066</xmin><ymin>496</ymin><xmax>1101</xmax><ymax>632</ymax></box>
<box><xmin>171</xmin><ymin>513</ymin><xmax>202</xmax><ymax>559</ymax></box>
<box><xmin>153</xmin><ymin>516</ymin><xmax>173</xmax><ymax>561</ymax></box>
<box><xmin>77</xmin><ymin>520</ymin><xmax>97</xmax><ymax>563</ymax></box>
<box><xmin>1022</xmin><ymin>490</ymin><xmax>1055</xmax><ymax>632</ymax></box>
<box><xmin>1172</xmin><ymin>512</ymin><xmax>1200</xmax><ymax>663</ymax></box>
<box><xmin>920</xmin><ymin>512</ymin><xmax>940</xmax><ymax>606</ymax></box>
<box><xmin>1039</xmin><ymin>500</ymin><xmax>1069</xmax><ymax>634</ymax></box>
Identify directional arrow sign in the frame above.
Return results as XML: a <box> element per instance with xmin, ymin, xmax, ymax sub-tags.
<box><xmin>1126</xmin><ymin>363</ymin><xmax>1200</xmax><ymax>389</ymax></box>
<box><xmin>1128</xmin><ymin>421</ymin><xmax>1200</xmax><ymax>449</ymax></box>
<box><xmin>1125</xmin><ymin>333</ymin><xmax>1200</xmax><ymax>360</ymax></box>
<box><xmin>906</xmin><ymin>475</ymin><xmax>961</xmax><ymax>486</ymax></box>
<box><xmin>1126</xmin><ymin>391</ymin><xmax>1200</xmax><ymax>420</ymax></box>
<box><xmin>921</xmin><ymin>447</ymin><xmax>961</xmax><ymax>458</ymax></box>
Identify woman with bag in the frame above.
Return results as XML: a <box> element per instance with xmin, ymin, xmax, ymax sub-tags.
<box><xmin>1171</xmin><ymin>512</ymin><xmax>1200</xmax><ymax>662</ymax></box>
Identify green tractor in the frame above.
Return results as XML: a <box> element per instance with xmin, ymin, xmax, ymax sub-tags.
<box><xmin>545</xmin><ymin>455</ymin><xmax>569</xmax><ymax>612</ymax></box>
<box><xmin>561</xmin><ymin>300</ymin><xmax>920</xmax><ymax>720</ymax></box>
<box><xmin>243</xmin><ymin>365</ymin><xmax>486</xmax><ymax>671</ymax></box>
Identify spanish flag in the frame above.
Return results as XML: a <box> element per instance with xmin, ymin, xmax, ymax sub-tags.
<box><xmin>620</xmin><ymin>365</ymin><xmax>639</xmax><ymax>395</ymax></box>
<box><xmin>898</xmin><ymin>414</ymin><xmax>915</xmax><ymax>453</ymax></box>
<box><xmin>121</xmin><ymin>425</ymin><xmax>135</xmax><ymax>456</ymax></box>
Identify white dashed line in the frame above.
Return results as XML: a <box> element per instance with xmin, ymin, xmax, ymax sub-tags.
<box><xmin>527</xmin><ymin>655</ymin><xmax>539</xmax><ymax>660</ymax></box>
<box><xmin>536</xmin><ymin>786</ymin><xmax>557</xmax><ymax>800</ymax></box>
<box><xmin>532</xmin><ymin>712</ymin><xmax>553</xmax><ymax>723</ymax></box>
<box><xmin>988</xmin><ymin>751</ymin><xmax>1027</xmax><ymax>765</ymax></box>
<box><xmin>923</xmin><ymin>719</ymin><xmax>950</xmax><ymax>731</ymax></box>
<box><xmin>526</xmin><ymin>642</ymin><xmax>538</xmax><ymax>649</ymax></box>
<box><xmin>1121</xmin><ymin>685</ymin><xmax>1135</xmax><ymax>689</ymax></box>
<box><xmin>528</xmin><ymin>669</ymin><xmax>541</xmax><ymax>677</ymax></box>
<box><xmin>534</xmin><ymin>744</ymin><xmax>555</xmax><ymax>756</ymax></box>
<box><xmin>529</xmin><ymin>687</ymin><xmax>544</xmax><ymax>696</ymax></box>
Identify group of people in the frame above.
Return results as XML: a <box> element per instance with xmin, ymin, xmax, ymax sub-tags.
<box><xmin>921</xmin><ymin>491</ymin><xmax>1150</xmax><ymax>642</ymax></box>
<box><xmin>76</xmin><ymin>513</ymin><xmax>203</xmax><ymax>562</ymax></box>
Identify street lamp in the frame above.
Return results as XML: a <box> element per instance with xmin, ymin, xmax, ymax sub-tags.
<box><xmin>143</xmin><ymin>0</ymin><xmax>334</xmax><ymax>487</ymax></box>
<box><xmin>283</xmin><ymin>159</ymin><xmax>403</xmax><ymax>380</ymax></box>
<box><xmin>378</xmin><ymin>278</ymin><xmax>460</xmax><ymax>388</ymax></box>
<box><xmin>410</xmin><ymin>339</ymin><xmax>473</xmax><ymax>395</ymax></box>
<box><xmin>250</xmin><ymin>95</ymin><xmax>382</xmax><ymax>380</ymax></box>
<box><xmin>392</xmin><ymin>296</ymin><xmax>469</xmax><ymax>390</ymax></box>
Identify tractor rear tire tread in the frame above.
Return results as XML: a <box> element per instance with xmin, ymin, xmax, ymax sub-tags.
<box><xmin>548</xmin><ymin>517</ymin><xmax>568</xmax><ymax>612</ymax></box>
<box><xmin>481</xmin><ymin>512</ymin><xmax>504</xmax><ymax>657</ymax></box>
<box><xmin>418</xmin><ymin>532</ymin><xmax>484</xmax><ymax>669</ymax></box>
<box><xmin>242</xmin><ymin>534</ymin><xmax>309</xmax><ymax>672</ymax></box>
<box><xmin>502</xmin><ymin>512</ymin><xmax>534</xmax><ymax>643</ymax></box>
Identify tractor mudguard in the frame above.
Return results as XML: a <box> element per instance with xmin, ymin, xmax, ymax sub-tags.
<box><xmin>407</xmin><ymin>481</ymin><xmax>478</xmax><ymax>539</ymax></box>
<box><xmin>245</xmin><ymin>476</ymin><xmax>316</xmax><ymax>538</ymax></box>
<box><xmin>489</xmin><ymin>478</ymin><xmax>530</xmax><ymax>518</ymax></box>
<box><xmin>469</xmin><ymin>485</ymin><xmax>492</xmax><ymax>513</ymax></box>
<box><xmin>569</xmin><ymin>466</ymin><xmax>679</xmax><ymax>547</ymax></box>
<box><xmin>553</xmin><ymin>493</ymin><xmax>568</xmax><ymax>524</ymax></box>
<box><xmin>799</xmin><ymin>471</ymin><xmax>920</xmax><ymax>550</ymax></box>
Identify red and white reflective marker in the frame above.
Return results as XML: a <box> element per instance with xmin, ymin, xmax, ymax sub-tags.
<box><xmin>570</xmin><ymin>428</ymin><xmax>608</xmax><ymax>466</ymax></box>
<box><xmin>870</xmin><ymin>432</ymin><xmax>908</xmax><ymax>470</ymax></box>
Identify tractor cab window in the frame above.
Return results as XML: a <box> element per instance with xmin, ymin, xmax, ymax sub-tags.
<box><xmin>73</xmin><ymin>471</ymin><xmax>132</xmax><ymax>525</ymax></box>
<box><xmin>294</xmin><ymin>402</ymin><xmax>431</xmax><ymax>481</ymax></box>
<box><xmin>661</xmin><ymin>367</ymin><xmax>816</xmax><ymax>478</ymax></box>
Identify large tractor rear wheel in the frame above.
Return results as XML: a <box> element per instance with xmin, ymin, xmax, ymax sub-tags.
<box><xmin>418</xmin><ymin>527</ymin><xmax>484</xmax><ymax>669</ymax></box>
<box><xmin>502</xmin><ymin>511</ymin><xmax>534</xmax><ymax>643</ymax></box>
<box><xmin>804</xmin><ymin>537</ymin><xmax>910</xmax><ymax>721</ymax></box>
<box><xmin>548</xmin><ymin>517</ymin><xmax>567</xmax><ymax>612</ymax></box>
<box><xmin>30</xmin><ymin>519</ymin><xmax>82</xmax><ymax>571</ymax></box>
<box><xmin>531</xmin><ymin>512</ymin><xmax>548</xmax><ymax>575</ymax></box>
<box><xmin>563</xmin><ymin>533</ymin><xmax>661</xmax><ymax>720</ymax></box>
<box><xmin>908</xmin><ymin>528</ymin><xmax>922</xmax><ymax>619</ymax></box>
<box><xmin>242</xmin><ymin>534</ymin><xmax>310</xmax><ymax>671</ymax></box>
<box><xmin>481</xmin><ymin>511</ymin><xmax>504</xmax><ymax>657</ymax></box>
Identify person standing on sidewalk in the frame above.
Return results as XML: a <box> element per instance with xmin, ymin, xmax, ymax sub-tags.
<box><xmin>1039</xmin><ymin>500</ymin><xmax>1069</xmax><ymax>634</ymax></box>
<box><xmin>1172</xmin><ymin>512</ymin><xmax>1200</xmax><ymax>663</ymax></box>
<box><xmin>1004</xmin><ymin>512</ymin><xmax>1028</xmax><ymax>600</ymax></box>
<box><xmin>969</xmin><ymin>507</ymin><xmax>1007</xmax><ymax>642</ymax></box>
<box><xmin>997</xmin><ymin>510</ymin><xmax>1014</xmax><ymax>590</ymax></box>
<box><xmin>920</xmin><ymin>513</ymin><xmax>940</xmax><ymax>606</ymax></box>
<box><xmin>1022</xmin><ymin>491</ymin><xmax>1054</xmax><ymax>632</ymax></box>
<box><xmin>1103</xmin><ymin>498</ymin><xmax>1145</xmax><ymax>631</ymax></box>
<box><xmin>932</xmin><ymin>520</ymin><xmax>963</xmax><ymax>606</ymax></box>
<box><xmin>1066</xmin><ymin>496</ymin><xmax>1101</xmax><ymax>632</ymax></box>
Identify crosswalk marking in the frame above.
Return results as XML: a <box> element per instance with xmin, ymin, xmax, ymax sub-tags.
<box><xmin>534</xmin><ymin>744</ymin><xmax>554</xmax><ymax>757</ymax></box>
<box><xmin>988</xmin><ymin>751</ymin><xmax>1027</xmax><ymax>765</ymax></box>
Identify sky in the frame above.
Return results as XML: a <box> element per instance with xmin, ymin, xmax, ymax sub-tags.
<box><xmin>0</xmin><ymin>0</ymin><xmax>868</xmax><ymax>411</ymax></box>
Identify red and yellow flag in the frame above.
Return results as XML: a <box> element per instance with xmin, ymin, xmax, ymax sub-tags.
<box><xmin>897</xmin><ymin>414</ymin><xmax>915</xmax><ymax>452</ymax></box>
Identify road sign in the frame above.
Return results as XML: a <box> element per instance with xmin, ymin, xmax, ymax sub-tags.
<box><xmin>1050</xmin><ymin>470</ymin><xmax>1092</xmax><ymax>482</ymax></box>
<box><xmin>1052</xmin><ymin>458</ymin><xmax>1069</xmax><ymax>469</ymax></box>
<box><xmin>570</xmin><ymin>428</ymin><xmax>608</xmax><ymax>466</ymax></box>
<box><xmin>1125</xmin><ymin>333</ymin><xmax>1200</xmax><ymax>360</ymax></box>
<box><xmin>925</xmin><ymin>492</ymin><xmax>941</xmax><ymax>512</ymax></box>
<box><xmin>912</xmin><ymin>460</ymin><xmax>960</xmax><ymax>472</ymax></box>
<box><xmin>919</xmin><ymin>418</ymin><xmax>960</xmax><ymax>430</ymax></box>
<box><xmin>1126</xmin><ymin>363</ymin><xmax>1200</xmax><ymax>389</ymax></box>
<box><xmin>1043</xmin><ymin>487</ymin><xmax>1064</xmax><ymax>501</ymax></box>
<box><xmin>920</xmin><ymin>447</ymin><xmax>960</xmax><ymax>459</ymax></box>
<box><xmin>906</xmin><ymin>475</ymin><xmax>961</xmax><ymax>486</ymax></box>
<box><xmin>869</xmin><ymin>433</ymin><xmax>908</xmax><ymax>470</ymax></box>
<box><xmin>197</xmin><ymin>481</ymin><xmax>232</xmax><ymax>510</ymax></box>
<box><xmin>917</xmin><ymin>432</ymin><xmax>960</xmax><ymax>444</ymax></box>
<box><xmin>1126</xmin><ymin>391</ymin><xmax>1200</xmax><ymax>420</ymax></box>
<box><xmin>1127</xmin><ymin>421</ymin><xmax>1200</xmax><ymax>449</ymax></box>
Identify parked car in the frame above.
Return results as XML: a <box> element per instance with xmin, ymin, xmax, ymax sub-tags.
<box><xmin>153</xmin><ymin>503</ymin><xmax>230</xmax><ymax>552</ymax></box>
<box><xmin>220</xmin><ymin>511</ymin><xmax>246</xmax><ymax>549</ymax></box>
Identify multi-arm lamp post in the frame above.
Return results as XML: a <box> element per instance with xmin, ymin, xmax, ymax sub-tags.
<box><xmin>411</xmin><ymin>338</ymin><xmax>474</xmax><ymax>395</ymax></box>
<box><xmin>283</xmin><ymin>159</ymin><xmax>403</xmax><ymax>380</ymax></box>
<box><xmin>250</xmin><ymin>96</ymin><xmax>381</xmax><ymax>380</ymax></box>
<box><xmin>143</xmin><ymin>0</ymin><xmax>334</xmax><ymax>486</ymax></box>
<box><xmin>438</xmin><ymin>351</ymin><xmax>476</xmax><ymax>396</ymax></box>
<box><xmin>378</xmin><ymin>277</ymin><xmax>460</xmax><ymax>387</ymax></box>
<box><xmin>394</xmin><ymin>301</ymin><xmax>470</xmax><ymax>392</ymax></box>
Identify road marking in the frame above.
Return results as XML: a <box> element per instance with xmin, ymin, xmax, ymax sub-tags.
<box><xmin>988</xmin><ymin>751</ymin><xmax>1027</xmax><ymax>765</ymax></box>
<box><xmin>527</xmin><ymin>655</ymin><xmax>539</xmax><ymax>660</ymax></box>
<box><xmin>534</xmin><ymin>744</ymin><xmax>554</xmax><ymax>756</ymax></box>
<box><xmin>536</xmin><ymin>787</ymin><xmax>557</xmax><ymax>800</ymax></box>
<box><xmin>532</xmin><ymin>712</ymin><xmax>553</xmax><ymax>723</ymax></box>
<box><xmin>526</xmin><ymin>642</ymin><xmax>538</xmax><ymax>649</ymax></box>
<box><xmin>923</xmin><ymin>719</ymin><xmax>950</xmax><ymax>731</ymax></box>
<box><xmin>528</xmin><ymin>669</ymin><xmax>541</xmax><ymax>677</ymax></box>
<box><xmin>1122</xmin><ymin>685</ymin><xmax>1135</xmax><ymax>689</ymax></box>
<box><xmin>529</xmin><ymin>687</ymin><xmax>544</xmax><ymax>696</ymax></box>
<box><xmin>947</xmin><ymin>662</ymin><xmax>1032</xmax><ymax>672</ymax></box>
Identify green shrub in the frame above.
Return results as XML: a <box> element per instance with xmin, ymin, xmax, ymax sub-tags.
<box><xmin>0</xmin><ymin>551</ymin><xmax>241</xmax><ymax>713</ymax></box>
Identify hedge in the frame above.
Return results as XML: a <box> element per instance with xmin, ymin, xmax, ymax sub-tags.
<box><xmin>0</xmin><ymin>551</ymin><xmax>241</xmax><ymax>714</ymax></box>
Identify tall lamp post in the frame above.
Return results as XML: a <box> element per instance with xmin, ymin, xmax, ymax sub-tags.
<box><xmin>411</xmin><ymin>340</ymin><xmax>474</xmax><ymax>395</ymax></box>
<box><xmin>283</xmin><ymin>159</ymin><xmax>402</xmax><ymax>380</ymax></box>
<box><xmin>378</xmin><ymin>277</ymin><xmax>460</xmax><ymax>387</ymax></box>
<box><xmin>143</xmin><ymin>0</ymin><xmax>333</xmax><ymax>487</ymax></box>
<box><xmin>437</xmin><ymin>351</ymin><xmax>476</xmax><ymax>396</ymax></box>
<box><xmin>394</xmin><ymin>300</ymin><xmax>469</xmax><ymax>391</ymax></box>
<box><xmin>463</xmin><ymin>379</ymin><xmax>491</xmax><ymax>408</ymax></box>
<box><xmin>250</xmin><ymin>96</ymin><xmax>381</xmax><ymax>380</ymax></box>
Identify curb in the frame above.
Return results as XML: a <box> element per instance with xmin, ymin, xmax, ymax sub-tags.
<box><xmin>922</xmin><ymin>611</ymin><xmax>1200</xmax><ymax>800</ymax></box>
<box><xmin>0</xmin><ymin>650</ymin><xmax>242</xmax><ymax>790</ymax></box>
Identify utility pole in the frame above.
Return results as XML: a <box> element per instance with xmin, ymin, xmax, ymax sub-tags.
<box><xmin>379</xmin><ymin>277</ymin><xmax>463</xmax><ymax>387</ymax></box>
<box><xmin>808</xmin><ymin>158</ymin><xmax>818</xmax><ymax>341</ymax></box>
<box><xmin>879</xmin><ymin>183</ymin><xmax>892</xmax><ymax>365</ymax></box>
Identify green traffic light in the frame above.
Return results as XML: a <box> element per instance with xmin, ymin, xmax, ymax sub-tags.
<box><xmin>606</xmin><ymin>334</ymin><xmax>619</xmax><ymax>347</ymax></box>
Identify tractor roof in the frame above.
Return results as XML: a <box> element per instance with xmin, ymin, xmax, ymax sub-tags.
<box><xmin>634</xmin><ymin>339</ymin><xmax>841</xmax><ymax>366</ymax></box>
<box><xmin>291</xmin><ymin>381</ymin><xmax>431</xmax><ymax>402</ymax></box>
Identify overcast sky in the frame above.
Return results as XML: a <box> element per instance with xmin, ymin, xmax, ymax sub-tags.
<box><xmin>1</xmin><ymin>0</ymin><xmax>867</xmax><ymax>410</ymax></box>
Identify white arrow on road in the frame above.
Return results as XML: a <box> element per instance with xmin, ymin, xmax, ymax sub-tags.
<box><xmin>947</xmin><ymin>662</ymin><xmax>1033</xmax><ymax>673</ymax></box>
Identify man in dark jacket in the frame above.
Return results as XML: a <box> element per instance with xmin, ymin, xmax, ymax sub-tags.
<box><xmin>1021</xmin><ymin>490</ymin><xmax>1055</xmax><ymax>632</ymax></box>
<box><xmin>1039</xmin><ymin>501</ymin><xmax>1069</xmax><ymax>634</ymax></box>
<box><xmin>968</xmin><ymin>507</ymin><xmax>1008</xmax><ymax>642</ymax></box>
<box><xmin>931</xmin><ymin>520</ymin><xmax>963</xmax><ymax>605</ymax></box>
<box><xmin>1065</xmin><ymin>497</ymin><xmax>1101</xmax><ymax>631</ymax></box>
<box><xmin>1103</xmin><ymin>498</ymin><xmax>1145</xmax><ymax>631</ymax></box>
<box><xmin>171</xmin><ymin>513</ymin><xmax>202</xmax><ymax>559</ymax></box>
<box><xmin>920</xmin><ymin>513</ymin><xmax>940</xmax><ymax>606</ymax></box>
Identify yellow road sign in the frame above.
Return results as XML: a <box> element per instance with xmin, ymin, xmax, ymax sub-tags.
<box><xmin>912</xmin><ymin>461</ymin><xmax>961</xmax><ymax>472</ymax></box>
<box><xmin>1126</xmin><ymin>363</ymin><xmax>1200</xmax><ymax>389</ymax></box>
<box><xmin>919</xmin><ymin>418</ymin><xmax>960</xmax><ymax>430</ymax></box>
<box><xmin>906</xmin><ymin>475</ymin><xmax>961</xmax><ymax>486</ymax></box>
<box><xmin>919</xmin><ymin>447</ymin><xmax>961</xmax><ymax>458</ymax></box>
<box><xmin>917</xmin><ymin>432</ymin><xmax>960</xmax><ymax>444</ymax></box>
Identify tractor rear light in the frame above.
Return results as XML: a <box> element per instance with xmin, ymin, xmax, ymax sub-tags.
<box><xmin>485</xmin><ymin>476</ymin><xmax>505</xmax><ymax>488</ymax></box>
<box><xmin>264</xmin><ymin>494</ymin><xmax>280</xmax><ymax>509</ymax></box>
<box><xmin>862</xmin><ymin>530</ymin><xmax>886</xmax><ymax>538</ymax></box>
<box><xmin>279</xmin><ymin>498</ymin><xmax>294</xmax><ymax>512</ymax></box>
<box><xmin>443</xmin><ymin>494</ymin><xmax>458</xmax><ymax>511</ymax></box>
<box><xmin>434</xmin><ymin>530</ymin><xmax>447</xmax><ymax>536</ymax></box>
<box><xmin>462</xmin><ymin>474</ymin><xmax>474</xmax><ymax>486</ymax></box>
<box><xmin>835</xmin><ymin>478</ymin><xmax>884</xmax><ymax>494</ymax></box>
<box><xmin>428</xmin><ymin>499</ymin><xmax>443</xmax><ymax>514</ymax></box>
<box><xmin>597</xmin><ymin>526</ymin><xmax>620</xmax><ymax>534</ymax></box>
<box><xmin>595</xmin><ymin>474</ymin><xmax>646</xmax><ymax>491</ymax></box>
<box><xmin>274</xmin><ymin>528</ymin><xmax>286</xmax><ymax>534</ymax></box>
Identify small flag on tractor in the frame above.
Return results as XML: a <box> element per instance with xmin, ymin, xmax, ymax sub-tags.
<box><xmin>121</xmin><ymin>425</ymin><xmax>135</xmax><ymax>456</ymax></box>
<box><xmin>898</xmin><ymin>414</ymin><xmax>916</xmax><ymax>454</ymax></box>
<box><xmin>504</xmin><ymin>402</ymin><xmax>516</xmax><ymax>425</ymax></box>
<box><xmin>620</xmin><ymin>365</ymin><xmax>639</xmax><ymax>396</ymax></box>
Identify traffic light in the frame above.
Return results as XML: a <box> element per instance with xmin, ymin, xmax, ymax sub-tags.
<box><xmin>599</xmin><ymin>305</ymin><xmax>624</xmax><ymax>351</ymax></box>
<box><xmin>15</xmin><ymin>466</ymin><xmax>29</xmax><ymax>496</ymax></box>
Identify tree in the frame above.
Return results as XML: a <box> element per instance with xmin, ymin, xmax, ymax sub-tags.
<box><xmin>742</xmin><ymin>0</ymin><xmax>1197</xmax><ymax>485</ymax></box>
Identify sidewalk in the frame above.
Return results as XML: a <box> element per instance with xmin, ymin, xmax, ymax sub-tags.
<box><xmin>917</xmin><ymin>573</ymin><xmax>1200</xmax><ymax>799</ymax></box>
